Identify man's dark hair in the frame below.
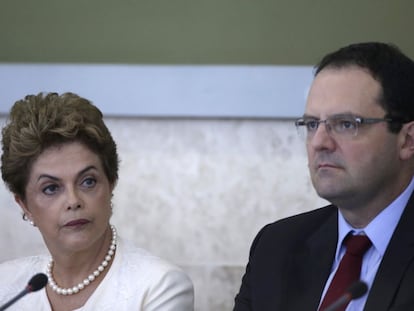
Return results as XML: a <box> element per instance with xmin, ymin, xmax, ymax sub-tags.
<box><xmin>315</xmin><ymin>42</ymin><xmax>414</xmax><ymax>132</ymax></box>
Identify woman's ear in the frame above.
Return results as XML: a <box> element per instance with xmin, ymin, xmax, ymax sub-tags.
<box><xmin>14</xmin><ymin>194</ymin><xmax>32</xmax><ymax>220</ymax></box>
<box><xmin>400</xmin><ymin>121</ymin><xmax>414</xmax><ymax>160</ymax></box>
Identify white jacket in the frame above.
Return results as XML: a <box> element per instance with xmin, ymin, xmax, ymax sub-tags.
<box><xmin>0</xmin><ymin>238</ymin><xmax>194</xmax><ymax>310</ymax></box>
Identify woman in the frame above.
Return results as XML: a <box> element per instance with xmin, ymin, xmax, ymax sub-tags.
<box><xmin>0</xmin><ymin>92</ymin><xmax>194</xmax><ymax>310</ymax></box>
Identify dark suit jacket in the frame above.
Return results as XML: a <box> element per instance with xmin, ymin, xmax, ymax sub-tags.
<box><xmin>233</xmin><ymin>192</ymin><xmax>414</xmax><ymax>311</ymax></box>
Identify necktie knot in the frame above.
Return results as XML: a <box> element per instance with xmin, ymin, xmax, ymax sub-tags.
<box><xmin>319</xmin><ymin>234</ymin><xmax>372</xmax><ymax>311</ymax></box>
<box><xmin>344</xmin><ymin>234</ymin><xmax>372</xmax><ymax>256</ymax></box>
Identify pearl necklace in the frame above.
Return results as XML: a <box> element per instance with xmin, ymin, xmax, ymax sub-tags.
<box><xmin>46</xmin><ymin>225</ymin><xmax>117</xmax><ymax>295</ymax></box>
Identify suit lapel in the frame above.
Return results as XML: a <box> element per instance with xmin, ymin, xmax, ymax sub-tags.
<box><xmin>285</xmin><ymin>207</ymin><xmax>338</xmax><ymax>310</ymax></box>
<box><xmin>365</xmin><ymin>191</ymin><xmax>414</xmax><ymax>311</ymax></box>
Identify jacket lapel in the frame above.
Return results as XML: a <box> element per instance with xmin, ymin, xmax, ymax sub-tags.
<box><xmin>285</xmin><ymin>207</ymin><xmax>338</xmax><ymax>310</ymax></box>
<box><xmin>365</xmin><ymin>191</ymin><xmax>414</xmax><ymax>311</ymax></box>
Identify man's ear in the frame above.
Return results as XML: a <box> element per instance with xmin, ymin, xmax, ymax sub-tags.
<box><xmin>400</xmin><ymin>121</ymin><xmax>414</xmax><ymax>160</ymax></box>
<box><xmin>14</xmin><ymin>194</ymin><xmax>32</xmax><ymax>220</ymax></box>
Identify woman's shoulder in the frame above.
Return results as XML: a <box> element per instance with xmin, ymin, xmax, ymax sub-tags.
<box><xmin>0</xmin><ymin>255</ymin><xmax>49</xmax><ymax>299</ymax></box>
<box><xmin>119</xmin><ymin>239</ymin><xmax>184</xmax><ymax>276</ymax></box>
<box><xmin>115</xmin><ymin>239</ymin><xmax>192</xmax><ymax>290</ymax></box>
<box><xmin>88</xmin><ymin>239</ymin><xmax>194</xmax><ymax>310</ymax></box>
<box><xmin>0</xmin><ymin>255</ymin><xmax>49</xmax><ymax>276</ymax></box>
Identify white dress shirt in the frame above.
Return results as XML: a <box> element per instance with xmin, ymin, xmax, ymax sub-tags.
<box><xmin>319</xmin><ymin>176</ymin><xmax>414</xmax><ymax>311</ymax></box>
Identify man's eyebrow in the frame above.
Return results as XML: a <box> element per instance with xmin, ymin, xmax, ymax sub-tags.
<box><xmin>302</xmin><ymin>114</ymin><xmax>318</xmax><ymax>119</ymax></box>
<box><xmin>328</xmin><ymin>113</ymin><xmax>358</xmax><ymax>119</ymax></box>
<box><xmin>302</xmin><ymin>112</ymin><xmax>356</xmax><ymax>119</ymax></box>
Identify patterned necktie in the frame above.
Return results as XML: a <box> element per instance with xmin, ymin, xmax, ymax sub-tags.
<box><xmin>319</xmin><ymin>234</ymin><xmax>372</xmax><ymax>311</ymax></box>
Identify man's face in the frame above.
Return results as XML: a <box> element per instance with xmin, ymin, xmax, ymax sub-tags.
<box><xmin>304</xmin><ymin>66</ymin><xmax>401</xmax><ymax>209</ymax></box>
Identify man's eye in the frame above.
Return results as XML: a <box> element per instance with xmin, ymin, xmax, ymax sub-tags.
<box><xmin>338</xmin><ymin>119</ymin><xmax>357</xmax><ymax>130</ymax></box>
<box><xmin>306</xmin><ymin>120</ymin><xmax>319</xmax><ymax>131</ymax></box>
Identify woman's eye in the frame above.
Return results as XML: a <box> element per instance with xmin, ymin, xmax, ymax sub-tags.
<box><xmin>43</xmin><ymin>184</ymin><xmax>59</xmax><ymax>195</ymax></box>
<box><xmin>82</xmin><ymin>177</ymin><xmax>96</xmax><ymax>188</ymax></box>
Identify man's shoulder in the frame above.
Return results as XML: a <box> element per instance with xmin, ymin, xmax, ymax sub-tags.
<box><xmin>254</xmin><ymin>205</ymin><xmax>337</xmax><ymax>244</ymax></box>
<box><xmin>273</xmin><ymin>204</ymin><xmax>336</xmax><ymax>227</ymax></box>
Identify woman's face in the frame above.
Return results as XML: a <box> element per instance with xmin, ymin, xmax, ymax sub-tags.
<box><xmin>15</xmin><ymin>141</ymin><xmax>114</xmax><ymax>255</ymax></box>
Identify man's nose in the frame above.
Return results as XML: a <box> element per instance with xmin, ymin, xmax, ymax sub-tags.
<box><xmin>308</xmin><ymin>122</ymin><xmax>336</xmax><ymax>150</ymax></box>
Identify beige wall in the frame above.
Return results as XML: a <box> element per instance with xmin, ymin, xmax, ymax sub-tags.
<box><xmin>0</xmin><ymin>116</ymin><xmax>327</xmax><ymax>310</ymax></box>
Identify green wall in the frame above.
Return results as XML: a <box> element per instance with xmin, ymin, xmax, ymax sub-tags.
<box><xmin>1</xmin><ymin>0</ymin><xmax>413</xmax><ymax>65</ymax></box>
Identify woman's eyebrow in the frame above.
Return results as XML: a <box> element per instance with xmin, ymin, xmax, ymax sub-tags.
<box><xmin>37</xmin><ymin>165</ymin><xmax>98</xmax><ymax>182</ymax></box>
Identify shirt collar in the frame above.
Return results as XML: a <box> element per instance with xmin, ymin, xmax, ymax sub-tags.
<box><xmin>336</xmin><ymin>176</ymin><xmax>414</xmax><ymax>260</ymax></box>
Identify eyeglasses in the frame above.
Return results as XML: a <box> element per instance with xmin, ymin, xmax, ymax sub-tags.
<box><xmin>295</xmin><ymin>115</ymin><xmax>394</xmax><ymax>138</ymax></box>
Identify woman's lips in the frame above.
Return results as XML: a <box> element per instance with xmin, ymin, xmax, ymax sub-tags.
<box><xmin>65</xmin><ymin>219</ymin><xmax>90</xmax><ymax>227</ymax></box>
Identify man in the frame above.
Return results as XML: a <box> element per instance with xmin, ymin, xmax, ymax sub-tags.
<box><xmin>233</xmin><ymin>42</ymin><xmax>414</xmax><ymax>311</ymax></box>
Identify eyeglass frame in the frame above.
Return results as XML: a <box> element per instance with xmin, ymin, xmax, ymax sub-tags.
<box><xmin>294</xmin><ymin>114</ymin><xmax>397</xmax><ymax>138</ymax></box>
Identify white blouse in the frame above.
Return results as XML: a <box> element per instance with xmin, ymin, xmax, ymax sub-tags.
<box><xmin>0</xmin><ymin>238</ymin><xmax>194</xmax><ymax>310</ymax></box>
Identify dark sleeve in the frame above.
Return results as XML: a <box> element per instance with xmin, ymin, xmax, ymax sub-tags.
<box><xmin>233</xmin><ymin>263</ymin><xmax>253</xmax><ymax>311</ymax></box>
<box><xmin>233</xmin><ymin>225</ymin><xmax>269</xmax><ymax>311</ymax></box>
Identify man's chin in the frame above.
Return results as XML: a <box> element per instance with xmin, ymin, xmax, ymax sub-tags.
<box><xmin>315</xmin><ymin>186</ymin><xmax>344</xmax><ymax>202</ymax></box>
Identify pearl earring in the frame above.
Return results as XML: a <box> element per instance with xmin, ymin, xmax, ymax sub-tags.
<box><xmin>23</xmin><ymin>213</ymin><xmax>36</xmax><ymax>226</ymax></box>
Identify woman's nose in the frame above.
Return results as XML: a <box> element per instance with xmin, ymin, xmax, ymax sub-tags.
<box><xmin>66</xmin><ymin>188</ymin><xmax>82</xmax><ymax>210</ymax></box>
